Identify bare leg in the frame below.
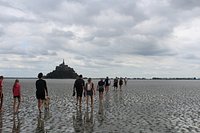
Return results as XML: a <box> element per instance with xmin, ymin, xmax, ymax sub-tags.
<box><xmin>0</xmin><ymin>94</ymin><xmax>3</xmax><ymax>111</ymax></box>
<box><xmin>13</xmin><ymin>98</ymin><xmax>16</xmax><ymax>113</ymax></box>
<box><xmin>91</xmin><ymin>96</ymin><xmax>93</xmax><ymax>107</ymax></box>
<box><xmin>76</xmin><ymin>96</ymin><xmax>79</xmax><ymax>105</ymax></box>
<box><xmin>86</xmin><ymin>96</ymin><xmax>89</xmax><ymax>107</ymax></box>
<box><xmin>79</xmin><ymin>96</ymin><xmax>82</xmax><ymax>107</ymax></box>
<box><xmin>16</xmin><ymin>98</ymin><xmax>20</xmax><ymax>113</ymax></box>
<box><xmin>38</xmin><ymin>99</ymin><xmax>43</xmax><ymax>113</ymax></box>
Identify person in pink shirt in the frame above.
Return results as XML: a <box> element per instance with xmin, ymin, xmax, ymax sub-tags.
<box><xmin>13</xmin><ymin>79</ymin><xmax>21</xmax><ymax>113</ymax></box>
<box><xmin>0</xmin><ymin>76</ymin><xmax>3</xmax><ymax>111</ymax></box>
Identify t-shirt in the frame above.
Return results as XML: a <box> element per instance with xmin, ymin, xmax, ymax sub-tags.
<box><xmin>0</xmin><ymin>80</ymin><xmax>3</xmax><ymax>88</ymax></box>
<box><xmin>36</xmin><ymin>79</ymin><xmax>48</xmax><ymax>95</ymax></box>
<box><xmin>98</xmin><ymin>81</ymin><xmax>104</xmax><ymax>87</ymax></box>
<box><xmin>105</xmin><ymin>78</ymin><xmax>110</xmax><ymax>86</ymax></box>
<box><xmin>0</xmin><ymin>79</ymin><xmax>3</xmax><ymax>92</ymax></box>
<box><xmin>13</xmin><ymin>83</ymin><xmax>21</xmax><ymax>96</ymax></box>
<box><xmin>74</xmin><ymin>78</ymin><xmax>85</xmax><ymax>90</ymax></box>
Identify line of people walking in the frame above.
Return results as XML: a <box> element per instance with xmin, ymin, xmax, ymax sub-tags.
<box><xmin>73</xmin><ymin>75</ymin><xmax>128</xmax><ymax>108</ymax></box>
<box><xmin>0</xmin><ymin>73</ymin><xmax>128</xmax><ymax>114</ymax></box>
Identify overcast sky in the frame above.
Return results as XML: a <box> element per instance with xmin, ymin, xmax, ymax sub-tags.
<box><xmin>0</xmin><ymin>0</ymin><xmax>200</xmax><ymax>78</ymax></box>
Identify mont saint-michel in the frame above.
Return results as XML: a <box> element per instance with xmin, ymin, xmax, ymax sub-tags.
<box><xmin>45</xmin><ymin>60</ymin><xmax>78</xmax><ymax>79</ymax></box>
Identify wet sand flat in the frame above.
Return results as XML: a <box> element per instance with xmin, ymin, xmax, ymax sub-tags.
<box><xmin>2</xmin><ymin>79</ymin><xmax>200</xmax><ymax>132</ymax></box>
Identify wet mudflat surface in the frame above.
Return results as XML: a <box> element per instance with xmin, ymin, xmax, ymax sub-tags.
<box><xmin>2</xmin><ymin>79</ymin><xmax>200</xmax><ymax>133</ymax></box>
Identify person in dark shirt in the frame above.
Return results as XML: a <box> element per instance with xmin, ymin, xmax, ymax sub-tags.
<box><xmin>36</xmin><ymin>73</ymin><xmax>48</xmax><ymax>113</ymax></box>
<box><xmin>119</xmin><ymin>77</ymin><xmax>123</xmax><ymax>90</ymax></box>
<box><xmin>73</xmin><ymin>75</ymin><xmax>85</xmax><ymax>107</ymax></box>
<box><xmin>104</xmin><ymin>77</ymin><xmax>111</xmax><ymax>94</ymax></box>
<box><xmin>97</xmin><ymin>79</ymin><xmax>105</xmax><ymax>101</ymax></box>
<box><xmin>113</xmin><ymin>77</ymin><xmax>118</xmax><ymax>90</ymax></box>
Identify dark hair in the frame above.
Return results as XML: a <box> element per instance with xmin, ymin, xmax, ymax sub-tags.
<box><xmin>88</xmin><ymin>78</ymin><xmax>92</xmax><ymax>82</ymax></box>
<box><xmin>38</xmin><ymin>73</ymin><xmax>43</xmax><ymax>78</ymax></box>
<box><xmin>0</xmin><ymin>76</ymin><xmax>3</xmax><ymax>79</ymax></box>
<box><xmin>79</xmin><ymin>75</ymin><xmax>83</xmax><ymax>78</ymax></box>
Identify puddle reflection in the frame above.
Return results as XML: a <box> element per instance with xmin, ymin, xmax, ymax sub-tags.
<box><xmin>12</xmin><ymin>114</ymin><xmax>21</xmax><ymax>133</ymax></box>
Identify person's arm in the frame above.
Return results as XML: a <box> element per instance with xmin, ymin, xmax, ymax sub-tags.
<box><xmin>45</xmin><ymin>81</ymin><xmax>48</xmax><ymax>96</ymax></box>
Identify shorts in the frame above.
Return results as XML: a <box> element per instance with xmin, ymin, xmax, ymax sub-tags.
<box><xmin>76</xmin><ymin>89</ymin><xmax>83</xmax><ymax>97</ymax></box>
<box><xmin>14</xmin><ymin>96</ymin><xmax>20</xmax><ymax>99</ymax></box>
<box><xmin>99</xmin><ymin>88</ymin><xmax>104</xmax><ymax>92</ymax></box>
<box><xmin>36</xmin><ymin>92</ymin><xmax>45</xmax><ymax>100</ymax></box>
<box><xmin>86</xmin><ymin>90</ymin><xmax>93</xmax><ymax>96</ymax></box>
<box><xmin>14</xmin><ymin>96</ymin><xmax>20</xmax><ymax>102</ymax></box>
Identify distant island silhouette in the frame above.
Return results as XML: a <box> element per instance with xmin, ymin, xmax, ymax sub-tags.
<box><xmin>45</xmin><ymin>60</ymin><xmax>78</xmax><ymax>79</ymax></box>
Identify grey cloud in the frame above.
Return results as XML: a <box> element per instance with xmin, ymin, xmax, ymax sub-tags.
<box><xmin>170</xmin><ymin>0</ymin><xmax>200</xmax><ymax>10</ymax></box>
<box><xmin>93</xmin><ymin>29</ymin><xmax>124</xmax><ymax>38</ymax></box>
<box><xmin>50</xmin><ymin>29</ymin><xmax>74</xmax><ymax>38</ymax></box>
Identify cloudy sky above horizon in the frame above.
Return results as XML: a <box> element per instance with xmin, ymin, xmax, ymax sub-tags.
<box><xmin>0</xmin><ymin>0</ymin><xmax>200</xmax><ymax>78</ymax></box>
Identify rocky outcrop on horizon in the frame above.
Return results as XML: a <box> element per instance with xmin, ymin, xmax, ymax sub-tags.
<box><xmin>45</xmin><ymin>60</ymin><xmax>78</xmax><ymax>79</ymax></box>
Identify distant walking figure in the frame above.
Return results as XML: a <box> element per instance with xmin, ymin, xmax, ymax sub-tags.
<box><xmin>73</xmin><ymin>75</ymin><xmax>85</xmax><ymax>107</ymax></box>
<box><xmin>0</xmin><ymin>76</ymin><xmax>3</xmax><ymax>111</ymax></box>
<box><xmin>124</xmin><ymin>77</ymin><xmax>128</xmax><ymax>86</ymax></box>
<box><xmin>13</xmin><ymin>79</ymin><xmax>21</xmax><ymax>113</ymax></box>
<box><xmin>97</xmin><ymin>78</ymin><xmax>105</xmax><ymax>101</ymax></box>
<box><xmin>119</xmin><ymin>77</ymin><xmax>123</xmax><ymax>90</ymax></box>
<box><xmin>36</xmin><ymin>73</ymin><xmax>48</xmax><ymax>113</ymax></box>
<box><xmin>113</xmin><ymin>77</ymin><xmax>118</xmax><ymax>90</ymax></box>
<box><xmin>104</xmin><ymin>77</ymin><xmax>111</xmax><ymax>94</ymax></box>
<box><xmin>85</xmin><ymin>78</ymin><xmax>95</xmax><ymax>107</ymax></box>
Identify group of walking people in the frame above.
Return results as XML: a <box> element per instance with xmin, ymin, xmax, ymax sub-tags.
<box><xmin>73</xmin><ymin>75</ymin><xmax>112</xmax><ymax>107</ymax></box>
<box><xmin>113</xmin><ymin>77</ymin><xmax>128</xmax><ymax>90</ymax></box>
<box><xmin>0</xmin><ymin>73</ymin><xmax>128</xmax><ymax>114</ymax></box>
<box><xmin>73</xmin><ymin>75</ymin><xmax>127</xmax><ymax>108</ymax></box>
<box><xmin>0</xmin><ymin>73</ymin><xmax>49</xmax><ymax>114</ymax></box>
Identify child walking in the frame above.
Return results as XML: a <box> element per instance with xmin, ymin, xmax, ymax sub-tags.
<box><xmin>13</xmin><ymin>79</ymin><xmax>21</xmax><ymax>113</ymax></box>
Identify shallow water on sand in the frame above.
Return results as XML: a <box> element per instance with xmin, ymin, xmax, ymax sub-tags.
<box><xmin>2</xmin><ymin>79</ymin><xmax>200</xmax><ymax>132</ymax></box>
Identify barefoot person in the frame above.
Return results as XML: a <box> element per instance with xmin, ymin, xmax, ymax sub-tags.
<box><xmin>85</xmin><ymin>78</ymin><xmax>95</xmax><ymax>107</ymax></box>
<box><xmin>12</xmin><ymin>79</ymin><xmax>21</xmax><ymax>113</ymax></box>
<box><xmin>124</xmin><ymin>77</ymin><xmax>128</xmax><ymax>86</ymax></box>
<box><xmin>97</xmin><ymin>78</ymin><xmax>105</xmax><ymax>101</ymax></box>
<box><xmin>113</xmin><ymin>77</ymin><xmax>118</xmax><ymax>90</ymax></box>
<box><xmin>36</xmin><ymin>73</ymin><xmax>48</xmax><ymax>113</ymax></box>
<box><xmin>0</xmin><ymin>76</ymin><xmax>3</xmax><ymax>111</ymax></box>
<box><xmin>119</xmin><ymin>77</ymin><xmax>123</xmax><ymax>90</ymax></box>
<box><xmin>73</xmin><ymin>75</ymin><xmax>85</xmax><ymax>107</ymax></box>
<box><xmin>104</xmin><ymin>77</ymin><xmax>111</xmax><ymax>94</ymax></box>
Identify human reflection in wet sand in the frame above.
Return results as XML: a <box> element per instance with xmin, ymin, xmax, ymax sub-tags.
<box><xmin>36</xmin><ymin>113</ymin><xmax>45</xmax><ymax>133</ymax></box>
<box><xmin>97</xmin><ymin>100</ymin><xmax>104</xmax><ymax>126</ymax></box>
<box><xmin>0</xmin><ymin>113</ymin><xmax>2</xmax><ymax>133</ymax></box>
<box><xmin>44</xmin><ymin>109</ymin><xmax>51</xmax><ymax>121</ymax></box>
<box><xmin>73</xmin><ymin>107</ymin><xmax>84</xmax><ymax>132</ymax></box>
<box><xmin>84</xmin><ymin>108</ymin><xmax>94</xmax><ymax>132</ymax></box>
<box><xmin>12</xmin><ymin>114</ymin><xmax>20</xmax><ymax>133</ymax></box>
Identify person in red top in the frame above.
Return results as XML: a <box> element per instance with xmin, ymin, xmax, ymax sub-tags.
<box><xmin>13</xmin><ymin>79</ymin><xmax>21</xmax><ymax>113</ymax></box>
<box><xmin>0</xmin><ymin>76</ymin><xmax>3</xmax><ymax>111</ymax></box>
